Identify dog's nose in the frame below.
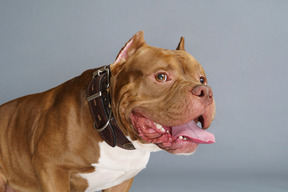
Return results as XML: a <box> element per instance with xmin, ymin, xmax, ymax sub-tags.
<box><xmin>192</xmin><ymin>85</ymin><xmax>213</xmax><ymax>106</ymax></box>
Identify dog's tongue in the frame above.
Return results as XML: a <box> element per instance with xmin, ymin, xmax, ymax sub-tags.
<box><xmin>172</xmin><ymin>120</ymin><xmax>215</xmax><ymax>144</ymax></box>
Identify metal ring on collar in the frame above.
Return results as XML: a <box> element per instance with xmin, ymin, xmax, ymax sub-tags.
<box><xmin>94</xmin><ymin>109</ymin><xmax>112</xmax><ymax>132</ymax></box>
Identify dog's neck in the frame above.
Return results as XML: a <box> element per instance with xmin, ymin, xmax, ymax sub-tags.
<box><xmin>87</xmin><ymin>65</ymin><xmax>135</xmax><ymax>150</ymax></box>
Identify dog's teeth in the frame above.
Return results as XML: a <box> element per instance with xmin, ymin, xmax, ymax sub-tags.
<box><xmin>166</xmin><ymin>130</ymin><xmax>170</xmax><ymax>134</ymax></box>
<box><xmin>178</xmin><ymin>136</ymin><xmax>187</xmax><ymax>140</ymax></box>
<box><xmin>155</xmin><ymin>123</ymin><xmax>165</xmax><ymax>132</ymax></box>
<box><xmin>155</xmin><ymin>123</ymin><xmax>162</xmax><ymax>129</ymax></box>
<box><xmin>197</xmin><ymin>121</ymin><xmax>202</xmax><ymax>128</ymax></box>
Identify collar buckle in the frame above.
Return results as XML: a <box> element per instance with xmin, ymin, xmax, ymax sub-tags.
<box><xmin>87</xmin><ymin>66</ymin><xmax>110</xmax><ymax>102</ymax></box>
<box><xmin>93</xmin><ymin>66</ymin><xmax>110</xmax><ymax>89</ymax></box>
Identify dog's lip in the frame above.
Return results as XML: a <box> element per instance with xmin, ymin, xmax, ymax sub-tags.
<box><xmin>130</xmin><ymin>111</ymin><xmax>215</xmax><ymax>147</ymax></box>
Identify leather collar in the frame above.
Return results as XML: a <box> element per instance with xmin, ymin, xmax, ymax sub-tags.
<box><xmin>87</xmin><ymin>65</ymin><xmax>135</xmax><ymax>150</ymax></box>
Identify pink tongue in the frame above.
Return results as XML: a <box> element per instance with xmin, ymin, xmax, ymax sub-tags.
<box><xmin>172</xmin><ymin>120</ymin><xmax>215</xmax><ymax>144</ymax></box>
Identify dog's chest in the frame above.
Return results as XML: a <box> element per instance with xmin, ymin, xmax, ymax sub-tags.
<box><xmin>80</xmin><ymin>141</ymin><xmax>150</xmax><ymax>191</ymax></box>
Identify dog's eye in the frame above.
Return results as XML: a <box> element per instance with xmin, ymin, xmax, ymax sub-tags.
<box><xmin>200</xmin><ymin>76</ymin><xmax>206</xmax><ymax>84</ymax></box>
<box><xmin>155</xmin><ymin>73</ymin><xmax>168</xmax><ymax>82</ymax></box>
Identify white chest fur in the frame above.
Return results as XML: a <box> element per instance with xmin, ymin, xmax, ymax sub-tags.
<box><xmin>80</xmin><ymin>140</ymin><xmax>160</xmax><ymax>191</ymax></box>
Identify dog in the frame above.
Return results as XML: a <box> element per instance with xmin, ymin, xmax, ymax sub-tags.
<box><xmin>0</xmin><ymin>31</ymin><xmax>215</xmax><ymax>192</ymax></box>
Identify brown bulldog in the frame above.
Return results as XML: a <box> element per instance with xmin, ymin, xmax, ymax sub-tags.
<box><xmin>0</xmin><ymin>31</ymin><xmax>215</xmax><ymax>192</ymax></box>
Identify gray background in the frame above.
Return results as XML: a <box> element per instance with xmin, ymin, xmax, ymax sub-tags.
<box><xmin>1</xmin><ymin>0</ymin><xmax>287</xmax><ymax>191</ymax></box>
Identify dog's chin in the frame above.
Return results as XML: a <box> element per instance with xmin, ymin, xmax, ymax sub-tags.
<box><xmin>156</xmin><ymin>139</ymin><xmax>199</xmax><ymax>155</ymax></box>
<box><xmin>129</xmin><ymin>112</ymin><xmax>215</xmax><ymax>155</ymax></box>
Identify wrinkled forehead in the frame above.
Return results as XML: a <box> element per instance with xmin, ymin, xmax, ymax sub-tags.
<box><xmin>130</xmin><ymin>47</ymin><xmax>206</xmax><ymax>77</ymax></box>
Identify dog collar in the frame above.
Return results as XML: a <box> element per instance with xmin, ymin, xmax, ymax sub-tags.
<box><xmin>87</xmin><ymin>65</ymin><xmax>135</xmax><ymax>150</ymax></box>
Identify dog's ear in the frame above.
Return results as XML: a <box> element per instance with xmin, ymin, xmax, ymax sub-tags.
<box><xmin>111</xmin><ymin>31</ymin><xmax>146</xmax><ymax>75</ymax></box>
<box><xmin>176</xmin><ymin>36</ymin><xmax>185</xmax><ymax>51</ymax></box>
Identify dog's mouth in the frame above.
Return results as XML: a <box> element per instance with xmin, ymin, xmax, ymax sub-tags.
<box><xmin>130</xmin><ymin>112</ymin><xmax>215</xmax><ymax>154</ymax></box>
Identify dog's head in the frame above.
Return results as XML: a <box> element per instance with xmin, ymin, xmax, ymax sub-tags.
<box><xmin>110</xmin><ymin>31</ymin><xmax>215</xmax><ymax>154</ymax></box>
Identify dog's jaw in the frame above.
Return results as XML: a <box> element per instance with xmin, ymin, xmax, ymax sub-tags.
<box><xmin>127</xmin><ymin>136</ymin><xmax>162</xmax><ymax>152</ymax></box>
<box><xmin>129</xmin><ymin>110</ymin><xmax>215</xmax><ymax>154</ymax></box>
